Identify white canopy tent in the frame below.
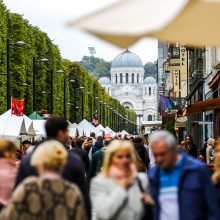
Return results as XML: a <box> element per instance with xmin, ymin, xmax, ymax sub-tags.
<box><xmin>0</xmin><ymin>110</ymin><xmax>35</xmax><ymax>141</ymax></box>
<box><xmin>69</xmin><ymin>127</ymin><xmax>77</xmax><ymax>138</ymax></box>
<box><xmin>23</xmin><ymin>115</ymin><xmax>35</xmax><ymax>136</ymax></box>
<box><xmin>120</xmin><ymin>130</ymin><xmax>130</xmax><ymax>135</ymax></box>
<box><xmin>69</xmin><ymin>122</ymin><xmax>78</xmax><ymax>129</ymax></box>
<box><xmin>70</xmin><ymin>0</ymin><xmax>220</xmax><ymax>48</ymax></box>
<box><xmin>33</xmin><ymin>120</ymin><xmax>46</xmax><ymax>136</ymax></box>
<box><xmin>96</xmin><ymin>124</ymin><xmax>106</xmax><ymax>132</ymax></box>
<box><xmin>105</xmin><ymin>126</ymin><xmax>116</xmax><ymax>136</ymax></box>
<box><xmin>77</xmin><ymin>119</ymin><xmax>102</xmax><ymax>136</ymax></box>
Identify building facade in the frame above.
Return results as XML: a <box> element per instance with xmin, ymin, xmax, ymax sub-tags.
<box><xmin>158</xmin><ymin>42</ymin><xmax>168</xmax><ymax>96</ymax></box>
<box><xmin>99</xmin><ymin>49</ymin><xmax>158</xmax><ymax>126</ymax></box>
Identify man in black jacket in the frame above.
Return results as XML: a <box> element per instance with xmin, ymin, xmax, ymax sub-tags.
<box><xmin>69</xmin><ymin>137</ymin><xmax>90</xmax><ymax>174</ymax></box>
<box><xmin>15</xmin><ymin>116</ymin><xmax>91</xmax><ymax>220</ymax></box>
<box><xmin>91</xmin><ymin>136</ymin><xmax>104</xmax><ymax>156</ymax></box>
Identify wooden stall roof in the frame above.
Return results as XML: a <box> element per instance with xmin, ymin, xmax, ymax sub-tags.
<box><xmin>185</xmin><ymin>98</ymin><xmax>220</xmax><ymax>115</ymax></box>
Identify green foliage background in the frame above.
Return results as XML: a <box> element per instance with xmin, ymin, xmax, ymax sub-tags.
<box><xmin>0</xmin><ymin>1</ymin><xmax>137</xmax><ymax>133</ymax></box>
<box><xmin>80</xmin><ymin>56</ymin><xmax>157</xmax><ymax>81</ymax></box>
<box><xmin>80</xmin><ymin>56</ymin><xmax>111</xmax><ymax>79</ymax></box>
<box><xmin>144</xmin><ymin>61</ymin><xmax>157</xmax><ymax>79</ymax></box>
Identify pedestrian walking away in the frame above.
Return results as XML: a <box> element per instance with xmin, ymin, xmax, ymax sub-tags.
<box><xmin>14</xmin><ymin>116</ymin><xmax>91</xmax><ymax>220</ymax></box>
<box><xmin>0</xmin><ymin>140</ymin><xmax>86</xmax><ymax>220</ymax></box>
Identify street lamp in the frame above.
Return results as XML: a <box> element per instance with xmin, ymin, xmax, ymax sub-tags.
<box><xmin>113</xmin><ymin>110</ymin><xmax>116</xmax><ymax>131</ymax></box>
<box><xmin>6</xmin><ymin>39</ymin><xmax>26</xmax><ymax>110</ymax></box>
<box><xmin>110</xmin><ymin>107</ymin><xmax>113</xmax><ymax>129</ymax></box>
<box><xmin>94</xmin><ymin>96</ymin><xmax>98</xmax><ymax>111</ymax></box>
<box><xmin>87</xmin><ymin>92</ymin><xmax>93</xmax><ymax>121</ymax></box>
<box><xmin>69</xmin><ymin>79</ymin><xmax>76</xmax><ymax>122</ymax></box>
<box><xmin>49</xmin><ymin>69</ymin><xmax>65</xmax><ymax>115</ymax></box>
<box><xmin>33</xmin><ymin>57</ymin><xmax>49</xmax><ymax>112</ymax></box>
<box><xmin>106</xmin><ymin>105</ymin><xmax>110</xmax><ymax>126</ymax></box>
<box><xmin>80</xmin><ymin>86</ymin><xmax>84</xmax><ymax>120</ymax></box>
<box><xmin>99</xmin><ymin>100</ymin><xmax>103</xmax><ymax>124</ymax></box>
<box><xmin>103</xmin><ymin>103</ymin><xmax>106</xmax><ymax>127</ymax></box>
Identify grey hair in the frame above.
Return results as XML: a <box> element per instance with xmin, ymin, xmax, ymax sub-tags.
<box><xmin>149</xmin><ymin>131</ymin><xmax>177</xmax><ymax>149</ymax></box>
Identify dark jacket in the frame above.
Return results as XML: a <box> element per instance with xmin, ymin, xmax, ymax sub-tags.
<box><xmin>69</xmin><ymin>147</ymin><xmax>90</xmax><ymax>173</ymax></box>
<box><xmin>214</xmin><ymin>183</ymin><xmax>220</xmax><ymax>219</ymax></box>
<box><xmin>187</xmin><ymin>144</ymin><xmax>197</xmax><ymax>158</ymax></box>
<box><xmin>89</xmin><ymin>147</ymin><xmax>106</xmax><ymax>180</ymax></box>
<box><xmin>134</xmin><ymin>143</ymin><xmax>150</xmax><ymax>169</ymax></box>
<box><xmin>148</xmin><ymin>155</ymin><xmax>218</xmax><ymax>220</ymax></box>
<box><xmin>91</xmin><ymin>141</ymin><xmax>103</xmax><ymax>156</ymax></box>
<box><xmin>15</xmin><ymin>145</ymin><xmax>91</xmax><ymax>220</ymax></box>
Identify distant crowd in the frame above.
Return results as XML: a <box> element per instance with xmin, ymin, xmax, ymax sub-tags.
<box><xmin>0</xmin><ymin>116</ymin><xmax>220</xmax><ymax>220</ymax></box>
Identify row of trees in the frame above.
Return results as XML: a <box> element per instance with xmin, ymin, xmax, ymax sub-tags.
<box><xmin>80</xmin><ymin>56</ymin><xmax>157</xmax><ymax>80</ymax></box>
<box><xmin>0</xmin><ymin>1</ymin><xmax>137</xmax><ymax>132</ymax></box>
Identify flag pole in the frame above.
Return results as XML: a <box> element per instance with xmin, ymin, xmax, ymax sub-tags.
<box><xmin>11</xmin><ymin>97</ymin><xmax>12</xmax><ymax>115</ymax></box>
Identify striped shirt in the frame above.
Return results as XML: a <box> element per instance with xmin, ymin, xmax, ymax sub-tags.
<box><xmin>159</xmin><ymin>155</ymin><xmax>184</xmax><ymax>220</ymax></box>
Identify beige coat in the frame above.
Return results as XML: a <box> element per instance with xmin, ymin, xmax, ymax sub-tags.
<box><xmin>91</xmin><ymin>173</ymin><xmax>149</xmax><ymax>220</ymax></box>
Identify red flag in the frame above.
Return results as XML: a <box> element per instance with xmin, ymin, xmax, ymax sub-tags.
<box><xmin>11</xmin><ymin>98</ymin><xmax>25</xmax><ymax>116</ymax></box>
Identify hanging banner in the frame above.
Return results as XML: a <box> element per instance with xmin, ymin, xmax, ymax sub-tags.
<box><xmin>180</xmin><ymin>46</ymin><xmax>188</xmax><ymax>97</ymax></box>
<box><xmin>11</xmin><ymin>98</ymin><xmax>25</xmax><ymax>116</ymax></box>
<box><xmin>173</xmin><ymin>70</ymin><xmax>180</xmax><ymax>94</ymax></box>
<box><xmin>180</xmin><ymin>46</ymin><xmax>187</xmax><ymax>81</ymax></box>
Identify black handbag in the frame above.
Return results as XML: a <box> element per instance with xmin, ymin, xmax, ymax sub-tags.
<box><xmin>136</xmin><ymin>177</ymin><xmax>153</xmax><ymax>220</ymax></box>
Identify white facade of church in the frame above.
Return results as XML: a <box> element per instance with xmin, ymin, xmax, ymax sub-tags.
<box><xmin>99</xmin><ymin>50</ymin><xmax>158</xmax><ymax>126</ymax></box>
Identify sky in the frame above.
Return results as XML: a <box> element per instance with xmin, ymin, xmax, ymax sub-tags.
<box><xmin>3</xmin><ymin>0</ymin><xmax>158</xmax><ymax>63</ymax></box>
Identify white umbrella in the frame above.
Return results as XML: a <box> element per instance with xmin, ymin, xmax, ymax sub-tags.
<box><xmin>70</xmin><ymin>0</ymin><xmax>220</xmax><ymax>47</ymax></box>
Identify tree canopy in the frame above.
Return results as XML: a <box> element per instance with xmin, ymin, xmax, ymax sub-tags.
<box><xmin>0</xmin><ymin>0</ymin><xmax>137</xmax><ymax>133</ymax></box>
<box><xmin>80</xmin><ymin>56</ymin><xmax>111</xmax><ymax>79</ymax></box>
<box><xmin>144</xmin><ymin>61</ymin><xmax>157</xmax><ymax>79</ymax></box>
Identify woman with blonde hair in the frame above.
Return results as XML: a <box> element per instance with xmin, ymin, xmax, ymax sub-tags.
<box><xmin>0</xmin><ymin>140</ymin><xmax>18</xmax><ymax>209</ymax></box>
<box><xmin>90</xmin><ymin>140</ymin><xmax>153</xmax><ymax>220</ymax></box>
<box><xmin>0</xmin><ymin>140</ymin><xmax>85</xmax><ymax>220</ymax></box>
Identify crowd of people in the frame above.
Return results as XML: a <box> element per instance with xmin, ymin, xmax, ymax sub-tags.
<box><xmin>0</xmin><ymin>116</ymin><xmax>220</xmax><ymax>220</ymax></box>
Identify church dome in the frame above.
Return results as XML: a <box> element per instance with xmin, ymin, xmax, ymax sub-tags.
<box><xmin>111</xmin><ymin>49</ymin><xmax>143</xmax><ymax>68</ymax></box>
<box><xmin>98</xmin><ymin>77</ymin><xmax>111</xmax><ymax>84</ymax></box>
<box><xmin>144</xmin><ymin>77</ymin><xmax>156</xmax><ymax>84</ymax></box>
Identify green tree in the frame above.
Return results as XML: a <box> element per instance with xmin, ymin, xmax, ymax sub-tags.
<box><xmin>144</xmin><ymin>61</ymin><xmax>157</xmax><ymax>79</ymax></box>
<box><xmin>80</xmin><ymin>56</ymin><xmax>111</xmax><ymax>79</ymax></box>
<box><xmin>164</xmin><ymin>121</ymin><xmax>177</xmax><ymax>139</ymax></box>
<box><xmin>0</xmin><ymin>1</ymin><xmax>137</xmax><ymax>134</ymax></box>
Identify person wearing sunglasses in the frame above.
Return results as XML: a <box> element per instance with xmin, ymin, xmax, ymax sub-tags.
<box><xmin>90</xmin><ymin>140</ymin><xmax>153</xmax><ymax>220</ymax></box>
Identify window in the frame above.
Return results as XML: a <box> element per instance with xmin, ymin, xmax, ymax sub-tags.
<box><xmin>126</xmin><ymin>73</ymin><xmax>129</xmax><ymax>83</ymax></box>
<box><xmin>148</xmin><ymin>115</ymin><xmax>152</xmax><ymax>121</ymax></box>
<box><xmin>149</xmin><ymin>87</ymin><xmax>151</xmax><ymax>96</ymax></box>
<box><xmin>132</xmin><ymin>73</ymin><xmax>134</xmax><ymax>83</ymax></box>
<box><xmin>137</xmin><ymin>74</ymin><xmax>139</xmax><ymax>83</ymax></box>
<box><xmin>120</xmin><ymin>73</ymin><xmax>123</xmax><ymax>83</ymax></box>
<box><xmin>115</xmin><ymin>74</ymin><xmax>117</xmax><ymax>83</ymax></box>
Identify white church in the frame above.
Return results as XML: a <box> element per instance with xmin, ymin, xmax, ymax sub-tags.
<box><xmin>99</xmin><ymin>49</ymin><xmax>158</xmax><ymax>126</ymax></box>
